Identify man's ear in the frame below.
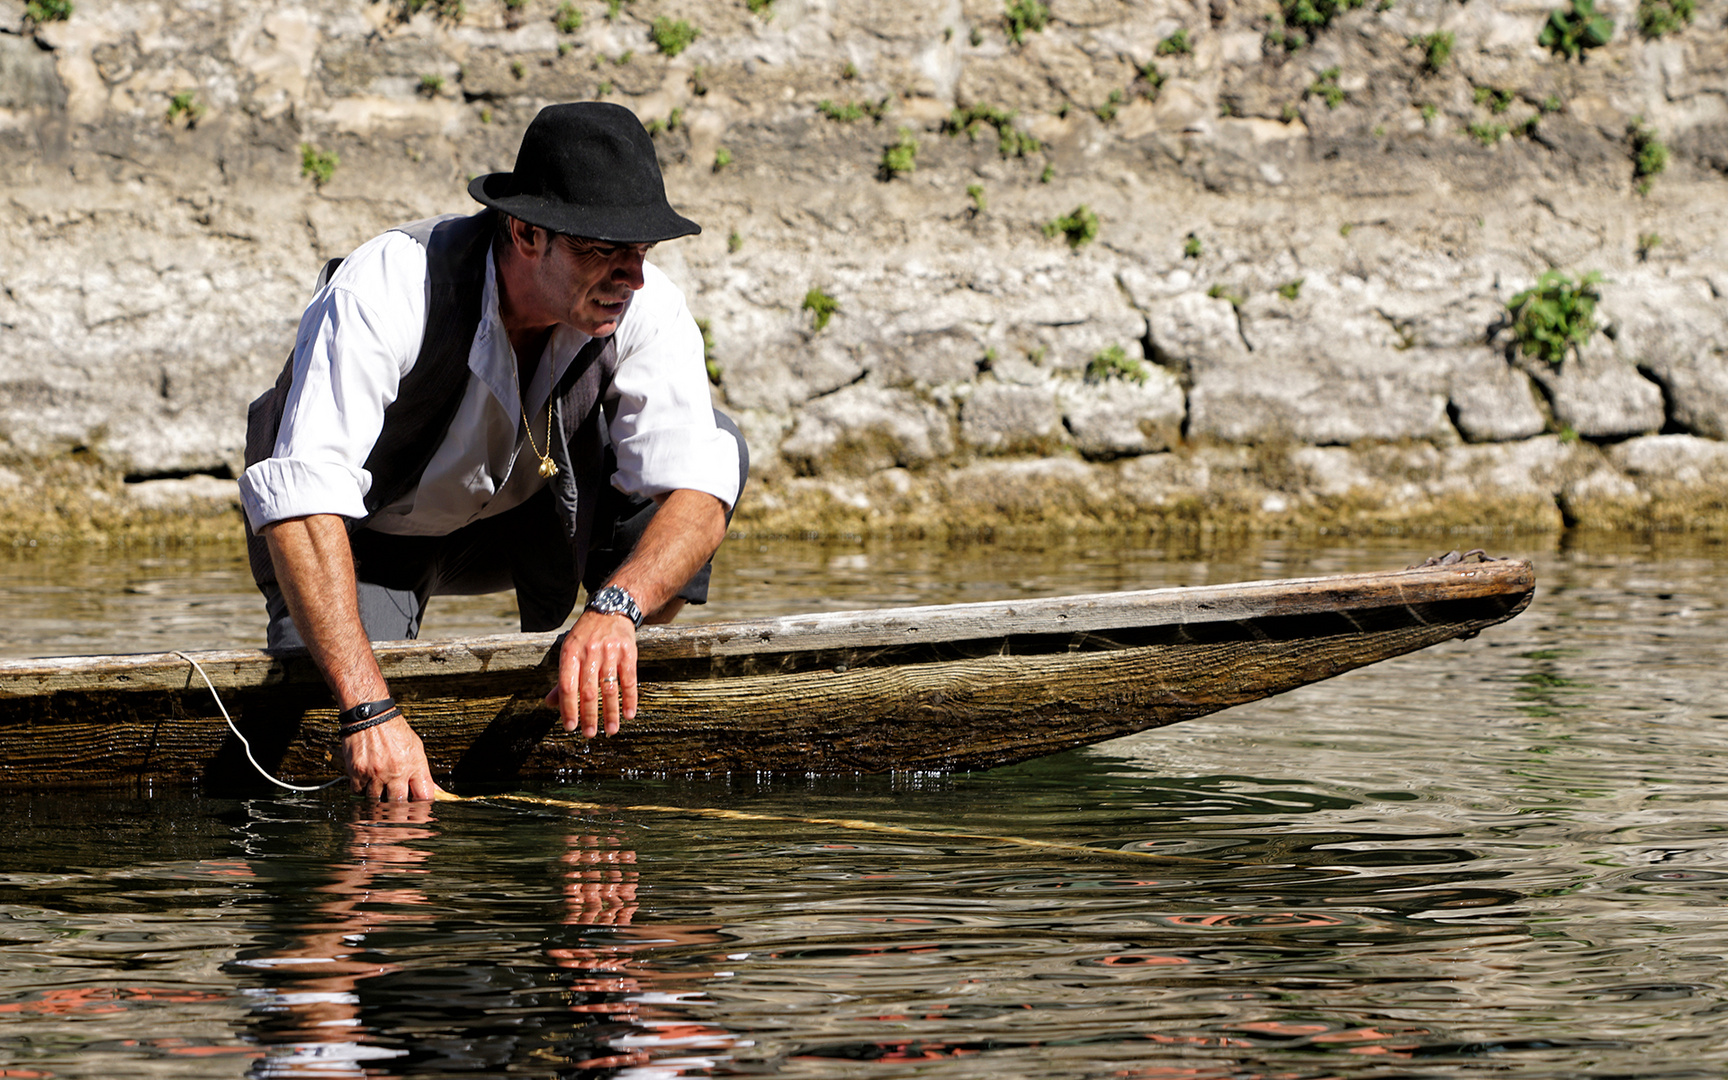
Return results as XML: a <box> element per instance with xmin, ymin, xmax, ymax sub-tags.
<box><xmin>508</xmin><ymin>217</ymin><xmax>549</xmax><ymax>257</ymax></box>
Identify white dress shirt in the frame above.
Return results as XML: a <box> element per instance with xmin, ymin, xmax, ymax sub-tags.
<box><xmin>239</xmin><ymin>229</ymin><xmax>739</xmax><ymax>536</ymax></box>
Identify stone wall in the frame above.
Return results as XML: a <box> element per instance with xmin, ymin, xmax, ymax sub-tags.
<box><xmin>1</xmin><ymin>0</ymin><xmax>1725</xmax><ymax>539</ymax></box>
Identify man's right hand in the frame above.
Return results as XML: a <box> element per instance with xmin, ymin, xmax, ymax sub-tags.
<box><xmin>340</xmin><ymin>714</ymin><xmax>440</xmax><ymax>801</ymax></box>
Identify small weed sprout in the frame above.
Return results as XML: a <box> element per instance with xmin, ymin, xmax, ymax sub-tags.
<box><xmin>606</xmin><ymin>0</ymin><xmax>625</xmax><ymax>19</ymax></box>
<box><xmin>1039</xmin><ymin>163</ymin><xmax>1054</xmax><ymax>183</ymax></box>
<box><xmin>1508</xmin><ymin>269</ymin><xmax>1603</xmax><ymax>367</ymax></box>
<box><xmin>1637</xmin><ymin>0</ymin><xmax>1694</xmax><ymax>36</ymax></box>
<box><xmin>299</xmin><ymin>143</ymin><xmax>339</xmax><ymax>187</ymax></box>
<box><xmin>1473</xmin><ymin>86</ymin><xmax>1514</xmax><ymax>114</ymax></box>
<box><xmin>841</xmin><ymin>60</ymin><xmax>858</xmax><ymax>79</ymax></box>
<box><xmin>1628</xmin><ymin>118</ymin><xmax>1667</xmax><ymax>192</ymax></box>
<box><xmin>1637</xmin><ymin>232</ymin><xmax>1662</xmax><ymax>260</ymax></box>
<box><xmin>1086</xmin><ymin>345</ymin><xmax>1150</xmax><ymax>385</ymax></box>
<box><xmin>802</xmin><ymin>288</ymin><xmax>840</xmax><ymax>332</ymax></box>
<box><xmin>1408</xmin><ymin>30</ymin><xmax>1453</xmax><ymax>72</ymax></box>
<box><xmin>1136</xmin><ymin>62</ymin><xmax>1166</xmax><ymax>102</ymax></box>
<box><xmin>1539</xmin><ymin>0</ymin><xmax>1614</xmax><ymax>59</ymax></box>
<box><xmin>727</xmin><ymin>229</ymin><xmax>743</xmax><ymax>253</ymax></box>
<box><xmin>1467</xmin><ymin>120</ymin><xmax>1508</xmax><ymax>145</ymax></box>
<box><xmin>1094</xmin><ymin>89</ymin><xmax>1124</xmax><ymax>123</ymax></box>
<box><xmin>1183</xmin><ymin>232</ymin><xmax>1202</xmax><ymax>258</ymax></box>
<box><xmin>25</xmin><ymin>0</ymin><xmax>73</xmax><ymax>23</ymax></box>
<box><xmin>1306</xmin><ymin>67</ymin><xmax>1344</xmax><ymax>109</ymax></box>
<box><xmin>944</xmin><ymin>105</ymin><xmax>1041</xmax><ymax>158</ymax></box>
<box><xmin>1339</xmin><ymin>223</ymin><xmax>1354</xmax><ymax>236</ymax></box>
<box><xmin>1539</xmin><ymin>94</ymin><xmax>1564</xmax><ymax>113</ymax></box>
<box><xmin>1156</xmin><ymin>28</ymin><xmax>1193</xmax><ymax>55</ymax></box>
<box><xmin>1277</xmin><ymin>277</ymin><xmax>1305</xmax><ymax>300</ymax></box>
<box><xmin>967</xmin><ymin>184</ymin><xmax>987</xmax><ymax>213</ymax></box>
<box><xmin>167</xmin><ymin>90</ymin><xmax>206</xmax><ymax>124</ymax></box>
<box><xmin>1044</xmin><ymin>205</ymin><xmax>1099</xmax><ymax>249</ymax></box>
<box><xmin>1281</xmin><ymin>102</ymin><xmax>1300</xmax><ymax>123</ymax></box>
<box><xmin>879</xmin><ymin>127</ymin><xmax>919</xmax><ymax>179</ymax></box>
<box><xmin>696</xmin><ymin>319</ymin><xmax>721</xmax><ymax>384</ymax></box>
<box><xmin>398</xmin><ymin>0</ymin><xmax>466</xmax><ymax>20</ymax></box>
<box><xmin>712</xmin><ymin>146</ymin><xmax>732</xmax><ymax>171</ymax></box>
<box><xmin>418</xmin><ymin>73</ymin><xmax>445</xmax><ymax>95</ymax></box>
<box><xmin>1003</xmin><ymin>0</ymin><xmax>1049</xmax><ymax>44</ymax></box>
<box><xmin>1269</xmin><ymin>0</ymin><xmax>1368</xmax><ymax>52</ymax></box>
<box><xmin>817</xmin><ymin>98</ymin><xmax>888</xmax><ymax>123</ymax></box>
<box><xmin>650</xmin><ymin>17</ymin><xmax>700</xmax><ymax>57</ymax></box>
<box><xmin>510</xmin><ymin>59</ymin><xmax>526</xmax><ymax>79</ymax></box>
<box><xmin>596</xmin><ymin>80</ymin><xmax>612</xmax><ymax>96</ymax></box>
<box><xmin>554</xmin><ymin>1</ymin><xmax>582</xmax><ymax>31</ymax></box>
<box><xmin>1419</xmin><ymin>101</ymin><xmax>1438</xmax><ymax>125</ymax></box>
<box><xmin>691</xmin><ymin>65</ymin><xmax>708</xmax><ymax>95</ymax></box>
<box><xmin>746</xmin><ymin>0</ymin><xmax>775</xmax><ymax>16</ymax></box>
<box><xmin>1207</xmin><ymin>283</ymin><xmax>1246</xmax><ymax>310</ymax></box>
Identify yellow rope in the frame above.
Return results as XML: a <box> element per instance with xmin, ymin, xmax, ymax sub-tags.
<box><xmin>437</xmin><ymin>789</ymin><xmax>1226</xmax><ymax>866</ymax></box>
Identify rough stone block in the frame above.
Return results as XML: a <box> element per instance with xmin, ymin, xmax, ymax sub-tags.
<box><xmin>1522</xmin><ymin>341</ymin><xmax>1665</xmax><ymax>440</ymax></box>
<box><xmin>1058</xmin><ymin>367</ymin><xmax>1185</xmax><ymax>459</ymax></box>
<box><xmin>960</xmin><ymin>380</ymin><xmax>1064</xmax><ymax>454</ymax></box>
<box><xmin>1446</xmin><ymin>347</ymin><xmax>1546</xmax><ymax>443</ymax></box>
<box><xmin>1607</xmin><ymin>434</ymin><xmax>1728</xmax><ymax>486</ymax></box>
<box><xmin>778</xmin><ymin>384</ymin><xmax>952</xmax><ymax>476</ymax></box>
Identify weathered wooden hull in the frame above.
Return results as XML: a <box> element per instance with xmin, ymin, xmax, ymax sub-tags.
<box><xmin>0</xmin><ymin>560</ymin><xmax>1534</xmax><ymax>791</ymax></box>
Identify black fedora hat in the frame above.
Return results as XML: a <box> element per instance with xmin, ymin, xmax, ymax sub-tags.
<box><xmin>468</xmin><ymin>102</ymin><xmax>700</xmax><ymax>243</ymax></box>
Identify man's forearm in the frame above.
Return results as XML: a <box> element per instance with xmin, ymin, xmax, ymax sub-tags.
<box><xmin>262</xmin><ymin>514</ymin><xmax>391</xmax><ymax>710</ymax></box>
<box><xmin>603</xmin><ymin>488</ymin><xmax>728</xmax><ymax>614</ymax></box>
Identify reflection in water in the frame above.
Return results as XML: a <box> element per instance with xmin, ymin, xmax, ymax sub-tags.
<box><xmin>3</xmin><ymin>536</ymin><xmax>1728</xmax><ymax>1076</ymax></box>
<box><xmin>228</xmin><ymin>801</ymin><xmax>744</xmax><ymax>1078</ymax></box>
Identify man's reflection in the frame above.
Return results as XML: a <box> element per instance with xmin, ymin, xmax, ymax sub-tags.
<box><xmin>230</xmin><ymin>800</ymin><xmax>742</xmax><ymax>1078</ymax></box>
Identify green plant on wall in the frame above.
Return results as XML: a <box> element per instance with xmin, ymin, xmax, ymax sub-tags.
<box><xmin>1270</xmin><ymin>0</ymin><xmax>1367</xmax><ymax>51</ymax></box>
<box><xmin>817</xmin><ymin>98</ymin><xmax>889</xmax><ymax>123</ymax></box>
<box><xmin>554</xmin><ymin>1</ymin><xmax>581</xmax><ymax>32</ymax></box>
<box><xmin>944</xmin><ymin>104</ymin><xmax>1041</xmax><ymax>158</ymax></box>
<box><xmin>696</xmin><ymin>319</ymin><xmax>721</xmax><ymax>384</ymax></box>
<box><xmin>802</xmin><ymin>288</ymin><xmax>839</xmax><ymax>332</ymax></box>
<box><xmin>1003</xmin><ymin>0</ymin><xmax>1049</xmax><ymax>44</ymax></box>
<box><xmin>1628</xmin><ymin>117</ymin><xmax>1667</xmax><ymax>192</ymax></box>
<box><xmin>879</xmin><ymin>127</ymin><xmax>918</xmax><ymax>179</ymax></box>
<box><xmin>1208</xmin><ymin>283</ymin><xmax>1246</xmax><ymax>310</ymax></box>
<box><xmin>1637</xmin><ymin>0</ymin><xmax>1694</xmax><ymax>36</ymax></box>
<box><xmin>712</xmin><ymin>146</ymin><xmax>732</xmax><ymax>171</ymax></box>
<box><xmin>1277</xmin><ymin>278</ymin><xmax>1305</xmax><ymax>300</ymax></box>
<box><xmin>1156</xmin><ymin>28</ymin><xmax>1192</xmax><ymax>55</ymax></box>
<box><xmin>167</xmin><ymin>90</ymin><xmax>205</xmax><ymax>124</ymax></box>
<box><xmin>1086</xmin><ymin>345</ymin><xmax>1150</xmax><ymax>385</ymax></box>
<box><xmin>1094</xmin><ymin>89</ymin><xmax>1124</xmax><ymax>123</ymax></box>
<box><xmin>1408</xmin><ymin>30</ymin><xmax>1453</xmax><ymax>72</ymax></box>
<box><xmin>966</xmin><ymin>184</ymin><xmax>987</xmax><ymax>213</ymax></box>
<box><xmin>24</xmin><ymin>0</ymin><xmax>72</xmax><ymax>22</ymax></box>
<box><xmin>1183</xmin><ymin>232</ymin><xmax>1202</xmax><ymax>258</ymax></box>
<box><xmin>1137</xmin><ymin>62</ymin><xmax>1166</xmax><ymax>102</ymax></box>
<box><xmin>650</xmin><ymin>17</ymin><xmax>700</xmax><ymax>56</ymax></box>
<box><xmin>398</xmin><ymin>0</ymin><xmax>465</xmax><ymax>21</ymax></box>
<box><xmin>1305</xmin><ymin>67</ymin><xmax>1344</xmax><ymax>109</ymax></box>
<box><xmin>1539</xmin><ymin>0</ymin><xmax>1614</xmax><ymax>59</ymax></box>
<box><xmin>1044</xmin><ymin>205</ymin><xmax>1099</xmax><ymax>249</ymax></box>
<box><xmin>300</xmin><ymin>143</ymin><xmax>338</xmax><ymax>187</ymax></box>
<box><xmin>1508</xmin><ymin>269</ymin><xmax>1603</xmax><ymax>366</ymax></box>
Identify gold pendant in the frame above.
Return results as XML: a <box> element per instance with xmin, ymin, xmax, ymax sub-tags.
<box><xmin>538</xmin><ymin>457</ymin><xmax>560</xmax><ymax>479</ymax></box>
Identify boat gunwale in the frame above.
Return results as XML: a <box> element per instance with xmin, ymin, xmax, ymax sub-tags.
<box><xmin>0</xmin><ymin>560</ymin><xmax>1534</xmax><ymax>696</ymax></box>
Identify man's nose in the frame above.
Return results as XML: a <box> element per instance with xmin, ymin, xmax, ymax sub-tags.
<box><xmin>613</xmin><ymin>251</ymin><xmax>647</xmax><ymax>291</ymax></box>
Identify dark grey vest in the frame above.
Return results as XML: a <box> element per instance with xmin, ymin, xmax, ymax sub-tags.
<box><xmin>244</xmin><ymin>210</ymin><xmax>619</xmax><ymax>589</ymax></box>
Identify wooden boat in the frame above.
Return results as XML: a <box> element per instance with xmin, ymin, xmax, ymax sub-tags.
<box><xmin>0</xmin><ymin>556</ymin><xmax>1533</xmax><ymax>792</ymax></box>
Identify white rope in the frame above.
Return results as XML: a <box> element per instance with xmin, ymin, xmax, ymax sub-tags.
<box><xmin>175</xmin><ymin>651</ymin><xmax>342</xmax><ymax>793</ymax></box>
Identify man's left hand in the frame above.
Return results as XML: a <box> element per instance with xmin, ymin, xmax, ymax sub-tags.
<box><xmin>547</xmin><ymin>609</ymin><xmax>639</xmax><ymax>737</ymax></box>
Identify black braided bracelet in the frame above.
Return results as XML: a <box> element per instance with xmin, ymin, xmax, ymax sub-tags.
<box><xmin>338</xmin><ymin>697</ymin><xmax>395</xmax><ymax>727</ymax></box>
<box><xmin>339</xmin><ymin>707</ymin><xmax>401</xmax><ymax>740</ymax></box>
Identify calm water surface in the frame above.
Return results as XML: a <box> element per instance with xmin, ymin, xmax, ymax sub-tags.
<box><xmin>2</xmin><ymin>534</ymin><xmax>1727</xmax><ymax>1078</ymax></box>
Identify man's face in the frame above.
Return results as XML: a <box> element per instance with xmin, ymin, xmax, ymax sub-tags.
<box><xmin>543</xmin><ymin>233</ymin><xmax>654</xmax><ymax>338</ymax></box>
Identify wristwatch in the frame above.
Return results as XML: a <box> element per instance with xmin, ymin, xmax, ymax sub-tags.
<box><xmin>585</xmin><ymin>584</ymin><xmax>644</xmax><ymax>628</ymax></box>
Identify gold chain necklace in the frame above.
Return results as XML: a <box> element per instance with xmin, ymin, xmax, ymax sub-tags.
<box><xmin>521</xmin><ymin>395</ymin><xmax>559</xmax><ymax>479</ymax></box>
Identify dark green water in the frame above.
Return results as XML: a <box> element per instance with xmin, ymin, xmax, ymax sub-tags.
<box><xmin>3</xmin><ymin>535</ymin><xmax>1727</xmax><ymax>1078</ymax></box>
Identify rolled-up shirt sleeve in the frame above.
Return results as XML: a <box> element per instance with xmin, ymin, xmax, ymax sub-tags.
<box><xmin>238</xmin><ymin>234</ymin><xmax>427</xmax><ymax>531</ymax></box>
<box><xmin>606</xmin><ymin>264</ymin><xmax>742</xmax><ymax>509</ymax></box>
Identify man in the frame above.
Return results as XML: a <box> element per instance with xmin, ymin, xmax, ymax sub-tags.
<box><xmin>239</xmin><ymin>102</ymin><xmax>746</xmax><ymax>801</ymax></box>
